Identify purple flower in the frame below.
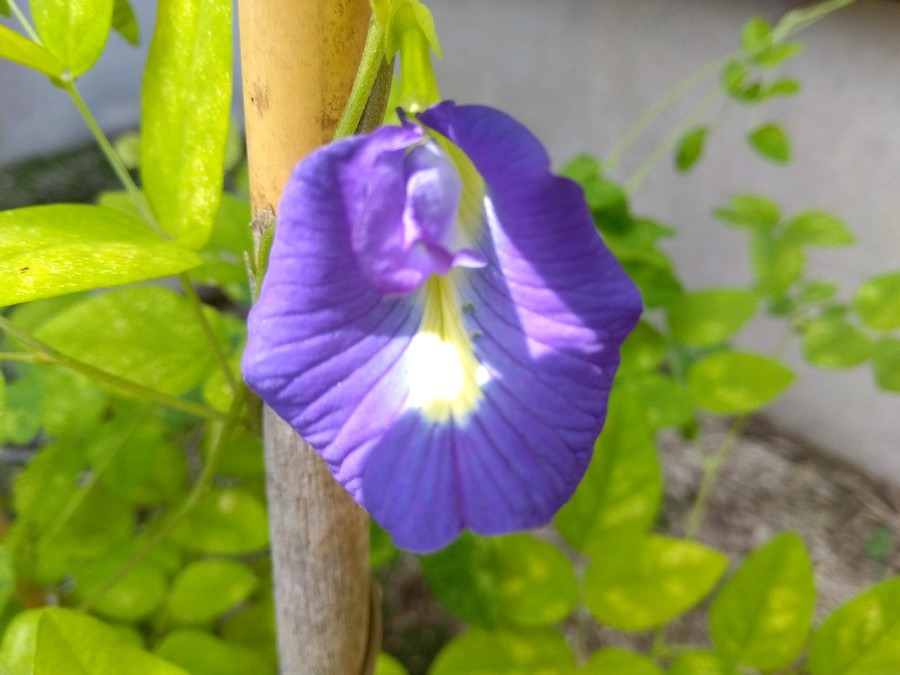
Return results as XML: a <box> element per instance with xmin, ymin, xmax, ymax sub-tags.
<box><xmin>242</xmin><ymin>102</ymin><xmax>641</xmax><ymax>552</ymax></box>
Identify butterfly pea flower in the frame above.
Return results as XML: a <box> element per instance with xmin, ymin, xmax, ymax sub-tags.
<box><xmin>242</xmin><ymin>101</ymin><xmax>641</xmax><ymax>553</ymax></box>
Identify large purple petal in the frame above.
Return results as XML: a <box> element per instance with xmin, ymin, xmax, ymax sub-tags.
<box><xmin>243</xmin><ymin>102</ymin><xmax>641</xmax><ymax>553</ymax></box>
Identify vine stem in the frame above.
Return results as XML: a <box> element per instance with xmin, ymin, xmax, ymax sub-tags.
<box><xmin>333</xmin><ymin>16</ymin><xmax>387</xmax><ymax>141</ymax></box>
<box><xmin>79</xmin><ymin>384</ymin><xmax>248</xmax><ymax>612</ymax></box>
<box><xmin>0</xmin><ymin>316</ymin><xmax>227</xmax><ymax>421</ymax></box>
<box><xmin>624</xmin><ymin>87</ymin><xmax>723</xmax><ymax>193</ymax></box>
<box><xmin>177</xmin><ymin>273</ymin><xmax>239</xmax><ymax>394</ymax></box>
<box><xmin>63</xmin><ymin>81</ymin><xmax>163</xmax><ymax>237</ymax></box>
<box><xmin>604</xmin><ymin>56</ymin><xmax>729</xmax><ymax>173</ymax></box>
<box><xmin>7</xmin><ymin>0</ymin><xmax>41</xmax><ymax>42</ymax></box>
<box><xmin>684</xmin><ymin>415</ymin><xmax>749</xmax><ymax>540</ymax></box>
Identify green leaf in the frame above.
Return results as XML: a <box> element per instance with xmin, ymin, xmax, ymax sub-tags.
<box><xmin>621</xmin><ymin>373</ymin><xmax>693</xmax><ymax>431</ymax></box>
<box><xmin>709</xmin><ymin>533</ymin><xmax>815</xmax><ymax>670</ymax></box>
<box><xmin>72</xmin><ymin>557</ymin><xmax>168</xmax><ymax>622</ymax></box>
<box><xmin>34</xmin><ymin>286</ymin><xmax>222</xmax><ymax>395</ymax></box>
<box><xmin>555</xmin><ymin>392</ymin><xmax>662</xmax><ymax>553</ymax></box>
<box><xmin>854</xmin><ymin>272</ymin><xmax>900</xmax><ymax>330</ymax></box>
<box><xmin>0</xmin><ymin>369</ymin><xmax>44</xmax><ymax>445</ymax></box>
<box><xmin>12</xmin><ymin>442</ymin><xmax>135</xmax><ymax>583</ymax></box>
<box><xmin>748</xmin><ymin>123</ymin><xmax>791</xmax><ymax>164</ymax></box>
<box><xmin>171</xmin><ymin>488</ymin><xmax>269</xmax><ymax>554</ymax></box>
<box><xmin>618</xmin><ymin>321</ymin><xmax>667</xmax><ymax>375</ymax></box>
<box><xmin>0</xmin><ymin>546</ymin><xmax>12</xmax><ymax>617</ymax></box>
<box><xmin>584</xmin><ymin>534</ymin><xmax>728</xmax><ymax>631</ymax></box>
<box><xmin>798</xmin><ymin>280</ymin><xmax>838</xmax><ymax>304</ymax></box>
<box><xmin>31</xmin><ymin>0</ymin><xmax>113</xmax><ymax>76</ymax></box>
<box><xmin>688</xmin><ymin>351</ymin><xmax>794</xmax><ymax>414</ymax></box>
<box><xmin>784</xmin><ymin>211</ymin><xmax>854</xmax><ymax>247</ymax></box>
<box><xmin>872</xmin><ymin>338</ymin><xmax>900</xmax><ymax>392</ymax></box>
<box><xmin>0</xmin><ymin>25</ymin><xmax>65</xmax><ymax>75</ymax></box>
<box><xmin>220</xmin><ymin>596</ymin><xmax>277</xmax><ymax>670</ymax></box>
<box><xmin>667</xmin><ymin>289</ymin><xmax>758</xmax><ymax>347</ymax></box>
<box><xmin>155</xmin><ymin>629</ymin><xmax>272</xmax><ymax>675</ymax></box>
<box><xmin>713</xmin><ymin>194</ymin><xmax>780</xmax><ymax>231</ymax></box>
<box><xmin>751</xmin><ymin>234</ymin><xmax>805</xmax><ymax>297</ymax></box>
<box><xmin>721</xmin><ymin>61</ymin><xmax>763</xmax><ymax>102</ymax></box>
<box><xmin>668</xmin><ymin>650</ymin><xmax>738</xmax><ymax>675</ymax></box>
<box><xmin>112</xmin><ymin>0</ymin><xmax>140</xmax><ymax>45</ymax></box>
<box><xmin>38</xmin><ymin>370</ymin><xmax>109</xmax><ymax>439</ymax></box>
<box><xmin>763</xmin><ymin>78</ymin><xmax>801</xmax><ymax>98</ymax></box>
<box><xmin>429</xmin><ymin>627</ymin><xmax>575</xmax><ymax>675</ymax></box>
<box><xmin>741</xmin><ymin>17</ymin><xmax>772</xmax><ymax>53</ymax></box>
<box><xmin>27</xmin><ymin>607</ymin><xmax>187</xmax><ymax>674</ymax></box>
<box><xmin>421</xmin><ymin>533</ymin><xmax>577</xmax><ymax>628</ymax></box>
<box><xmin>808</xmin><ymin>577</ymin><xmax>900</xmax><ymax>674</ymax></box>
<box><xmin>168</xmin><ymin>559</ymin><xmax>258</xmax><ymax>625</ymax></box>
<box><xmin>618</xmin><ymin>252</ymin><xmax>683</xmax><ymax>308</ymax></box>
<box><xmin>375</xmin><ymin>653</ymin><xmax>409</xmax><ymax>675</ymax></box>
<box><xmin>86</xmin><ymin>413</ymin><xmax>189</xmax><ymax>505</ymax></box>
<box><xmin>0</xmin><ymin>1</ymin><xmax>10</xmax><ymax>17</ymax></box>
<box><xmin>675</xmin><ymin>126</ymin><xmax>708</xmax><ymax>173</ymax></box>
<box><xmin>141</xmin><ymin>0</ymin><xmax>232</xmax><ymax>250</ymax></box>
<box><xmin>370</xmin><ymin>520</ymin><xmax>400</xmax><ymax>568</ymax></box>
<box><xmin>581</xmin><ymin>648</ymin><xmax>662</xmax><ymax>675</ymax></box>
<box><xmin>0</xmin><ymin>204</ymin><xmax>201</xmax><ymax>307</ymax></box>
<box><xmin>802</xmin><ymin>316</ymin><xmax>871</xmax><ymax>369</ymax></box>
<box><xmin>755</xmin><ymin>42</ymin><xmax>804</xmax><ymax>68</ymax></box>
<box><xmin>203</xmin><ymin>425</ymin><xmax>264</xmax><ymax>479</ymax></box>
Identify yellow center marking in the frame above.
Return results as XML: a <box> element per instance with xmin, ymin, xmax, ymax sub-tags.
<box><xmin>406</xmin><ymin>275</ymin><xmax>485</xmax><ymax>421</ymax></box>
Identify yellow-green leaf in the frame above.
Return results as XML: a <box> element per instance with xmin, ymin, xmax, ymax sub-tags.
<box><xmin>0</xmin><ymin>25</ymin><xmax>64</xmax><ymax>76</ymax></box>
<box><xmin>0</xmin><ymin>205</ymin><xmax>201</xmax><ymax>307</ymax></box>
<box><xmin>31</xmin><ymin>0</ymin><xmax>113</xmax><ymax>76</ymax></box>
<box><xmin>141</xmin><ymin>0</ymin><xmax>232</xmax><ymax>249</ymax></box>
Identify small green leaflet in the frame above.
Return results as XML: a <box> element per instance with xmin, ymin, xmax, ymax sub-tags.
<box><xmin>808</xmin><ymin>577</ymin><xmax>900</xmax><ymax>674</ymax></box>
<box><xmin>112</xmin><ymin>0</ymin><xmax>140</xmax><ymax>45</ymax></box>
<box><xmin>783</xmin><ymin>211</ymin><xmax>854</xmax><ymax>247</ymax></box>
<box><xmin>0</xmin><ymin>204</ymin><xmax>201</xmax><ymax>307</ymax></box>
<box><xmin>584</xmin><ymin>534</ymin><xmax>728</xmax><ymax>631</ymax></box>
<box><xmin>709</xmin><ymin>533</ymin><xmax>815</xmax><ymax>671</ymax></box>
<box><xmin>675</xmin><ymin>126</ymin><xmax>709</xmax><ymax>172</ymax></box>
<box><xmin>667</xmin><ymin>288</ymin><xmax>759</xmax><ymax>347</ymax></box>
<box><xmin>167</xmin><ymin>559</ymin><xmax>258</xmax><ymax>625</ymax></box>
<box><xmin>713</xmin><ymin>194</ymin><xmax>780</xmax><ymax>231</ymax></box>
<box><xmin>688</xmin><ymin>351</ymin><xmax>794</xmax><ymax>414</ymax></box>
<box><xmin>171</xmin><ymin>488</ymin><xmax>269</xmax><ymax>554</ymax></box>
<box><xmin>0</xmin><ymin>25</ymin><xmax>65</xmax><ymax>76</ymax></box>
<box><xmin>33</xmin><ymin>286</ymin><xmax>222</xmax><ymax>396</ymax></box>
<box><xmin>141</xmin><ymin>0</ymin><xmax>232</xmax><ymax>250</ymax></box>
<box><xmin>748</xmin><ymin>122</ymin><xmax>791</xmax><ymax>164</ymax></box>
<box><xmin>872</xmin><ymin>338</ymin><xmax>900</xmax><ymax>392</ymax></box>
<box><xmin>429</xmin><ymin>627</ymin><xmax>575</xmax><ymax>675</ymax></box>
<box><xmin>854</xmin><ymin>272</ymin><xmax>900</xmax><ymax>330</ymax></box>
<box><xmin>31</xmin><ymin>0</ymin><xmax>113</xmax><ymax>77</ymax></box>
<box><xmin>421</xmin><ymin>533</ymin><xmax>577</xmax><ymax>628</ymax></box>
<box><xmin>801</xmin><ymin>316</ymin><xmax>871</xmax><ymax>369</ymax></box>
<box><xmin>582</xmin><ymin>648</ymin><xmax>663</xmax><ymax>675</ymax></box>
<box><xmin>555</xmin><ymin>391</ymin><xmax>662</xmax><ymax>553</ymax></box>
<box><xmin>0</xmin><ymin>607</ymin><xmax>187</xmax><ymax>675</ymax></box>
<box><xmin>155</xmin><ymin>629</ymin><xmax>270</xmax><ymax>675</ymax></box>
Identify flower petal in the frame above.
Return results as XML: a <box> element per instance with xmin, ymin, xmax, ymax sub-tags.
<box><xmin>243</xmin><ymin>103</ymin><xmax>641</xmax><ymax>552</ymax></box>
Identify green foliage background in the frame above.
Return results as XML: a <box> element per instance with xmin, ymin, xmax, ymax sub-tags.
<box><xmin>1</xmin><ymin>1</ymin><xmax>899</xmax><ymax>673</ymax></box>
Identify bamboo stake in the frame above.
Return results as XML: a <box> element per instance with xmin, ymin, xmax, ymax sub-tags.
<box><xmin>237</xmin><ymin>1</ymin><xmax>375</xmax><ymax>673</ymax></box>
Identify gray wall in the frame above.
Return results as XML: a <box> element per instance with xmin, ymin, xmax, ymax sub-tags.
<box><xmin>1</xmin><ymin>1</ymin><xmax>898</xmax><ymax>480</ymax></box>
